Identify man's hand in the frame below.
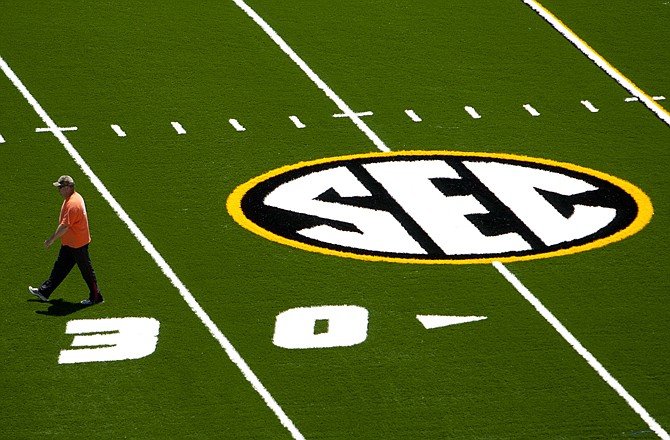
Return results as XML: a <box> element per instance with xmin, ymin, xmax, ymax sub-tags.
<box><xmin>45</xmin><ymin>224</ymin><xmax>69</xmax><ymax>249</ymax></box>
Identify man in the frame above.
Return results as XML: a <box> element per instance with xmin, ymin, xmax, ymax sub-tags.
<box><xmin>29</xmin><ymin>175</ymin><xmax>104</xmax><ymax>306</ymax></box>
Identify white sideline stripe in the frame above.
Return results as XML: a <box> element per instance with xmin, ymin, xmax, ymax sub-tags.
<box><xmin>0</xmin><ymin>55</ymin><xmax>305</xmax><ymax>440</ymax></box>
<box><xmin>523</xmin><ymin>104</ymin><xmax>541</xmax><ymax>116</ymax></box>
<box><xmin>522</xmin><ymin>0</ymin><xmax>670</xmax><ymax>127</ymax></box>
<box><xmin>229</xmin><ymin>118</ymin><xmax>246</xmax><ymax>132</ymax></box>
<box><xmin>171</xmin><ymin>121</ymin><xmax>186</xmax><ymax>134</ymax></box>
<box><xmin>493</xmin><ymin>262</ymin><xmax>669</xmax><ymax>440</ymax></box>
<box><xmin>405</xmin><ymin>109</ymin><xmax>422</xmax><ymax>122</ymax></box>
<box><xmin>581</xmin><ymin>100</ymin><xmax>599</xmax><ymax>113</ymax></box>
<box><xmin>0</xmin><ymin>133</ymin><xmax>5</xmax><ymax>143</ymax></box>
<box><xmin>289</xmin><ymin>115</ymin><xmax>306</xmax><ymax>128</ymax></box>
<box><xmin>464</xmin><ymin>106</ymin><xmax>482</xmax><ymax>119</ymax></box>
<box><xmin>111</xmin><ymin>124</ymin><xmax>127</xmax><ymax>137</ymax></box>
<box><xmin>230</xmin><ymin>0</ymin><xmax>388</xmax><ymax>152</ymax></box>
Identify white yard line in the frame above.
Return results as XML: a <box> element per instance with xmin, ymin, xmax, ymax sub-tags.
<box><xmin>229</xmin><ymin>2</ymin><xmax>669</xmax><ymax>436</ymax></box>
<box><xmin>230</xmin><ymin>0</ymin><xmax>388</xmax><ymax>152</ymax></box>
<box><xmin>517</xmin><ymin>4</ymin><xmax>669</xmax><ymax>436</ymax></box>
<box><xmin>493</xmin><ymin>262</ymin><xmax>669</xmax><ymax>440</ymax></box>
<box><xmin>522</xmin><ymin>0</ymin><xmax>670</xmax><ymax>127</ymax></box>
<box><xmin>0</xmin><ymin>55</ymin><xmax>305</xmax><ymax>440</ymax></box>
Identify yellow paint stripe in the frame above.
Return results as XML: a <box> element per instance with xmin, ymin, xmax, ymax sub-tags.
<box><xmin>523</xmin><ymin>0</ymin><xmax>670</xmax><ymax>126</ymax></box>
<box><xmin>226</xmin><ymin>151</ymin><xmax>653</xmax><ymax>265</ymax></box>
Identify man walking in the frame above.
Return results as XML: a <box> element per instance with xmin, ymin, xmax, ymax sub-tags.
<box><xmin>29</xmin><ymin>175</ymin><xmax>104</xmax><ymax>306</ymax></box>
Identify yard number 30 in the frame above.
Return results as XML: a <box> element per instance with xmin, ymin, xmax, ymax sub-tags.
<box><xmin>58</xmin><ymin>306</ymin><xmax>366</xmax><ymax>365</ymax></box>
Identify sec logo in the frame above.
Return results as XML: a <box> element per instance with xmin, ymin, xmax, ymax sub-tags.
<box><xmin>227</xmin><ymin>151</ymin><xmax>653</xmax><ymax>264</ymax></box>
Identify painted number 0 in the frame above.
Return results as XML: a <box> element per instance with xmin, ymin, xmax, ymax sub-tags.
<box><xmin>273</xmin><ymin>305</ymin><xmax>369</xmax><ymax>349</ymax></box>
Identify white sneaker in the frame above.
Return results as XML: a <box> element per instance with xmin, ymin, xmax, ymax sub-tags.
<box><xmin>28</xmin><ymin>286</ymin><xmax>49</xmax><ymax>302</ymax></box>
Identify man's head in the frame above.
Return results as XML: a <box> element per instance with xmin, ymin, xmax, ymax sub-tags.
<box><xmin>53</xmin><ymin>175</ymin><xmax>75</xmax><ymax>197</ymax></box>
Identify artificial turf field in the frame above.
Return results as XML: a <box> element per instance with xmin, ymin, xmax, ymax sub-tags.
<box><xmin>1</xmin><ymin>1</ymin><xmax>669</xmax><ymax>438</ymax></box>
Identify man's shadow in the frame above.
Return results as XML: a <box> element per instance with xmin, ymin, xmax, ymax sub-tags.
<box><xmin>31</xmin><ymin>298</ymin><xmax>87</xmax><ymax>316</ymax></box>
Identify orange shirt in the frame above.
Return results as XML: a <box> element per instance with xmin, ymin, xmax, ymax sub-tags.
<box><xmin>59</xmin><ymin>192</ymin><xmax>91</xmax><ymax>248</ymax></box>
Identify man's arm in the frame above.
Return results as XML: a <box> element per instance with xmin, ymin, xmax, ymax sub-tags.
<box><xmin>44</xmin><ymin>223</ymin><xmax>69</xmax><ymax>248</ymax></box>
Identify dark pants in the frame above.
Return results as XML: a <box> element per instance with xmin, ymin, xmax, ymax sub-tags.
<box><xmin>39</xmin><ymin>244</ymin><xmax>103</xmax><ymax>302</ymax></box>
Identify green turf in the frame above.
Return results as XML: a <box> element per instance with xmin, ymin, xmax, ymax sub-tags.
<box><xmin>1</xmin><ymin>1</ymin><xmax>668</xmax><ymax>438</ymax></box>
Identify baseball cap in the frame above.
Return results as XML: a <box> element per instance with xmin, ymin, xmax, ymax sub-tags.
<box><xmin>53</xmin><ymin>175</ymin><xmax>75</xmax><ymax>187</ymax></box>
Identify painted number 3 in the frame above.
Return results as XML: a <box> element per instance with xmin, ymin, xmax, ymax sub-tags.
<box><xmin>59</xmin><ymin>317</ymin><xmax>160</xmax><ymax>364</ymax></box>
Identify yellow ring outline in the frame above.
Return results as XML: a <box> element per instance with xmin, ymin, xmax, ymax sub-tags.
<box><xmin>226</xmin><ymin>151</ymin><xmax>653</xmax><ymax>265</ymax></box>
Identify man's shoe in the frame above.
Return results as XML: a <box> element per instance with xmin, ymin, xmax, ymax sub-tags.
<box><xmin>81</xmin><ymin>298</ymin><xmax>104</xmax><ymax>306</ymax></box>
<box><xmin>28</xmin><ymin>286</ymin><xmax>49</xmax><ymax>302</ymax></box>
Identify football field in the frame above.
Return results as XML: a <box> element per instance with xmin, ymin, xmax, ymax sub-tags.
<box><xmin>1</xmin><ymin>1</ymin><xmax>669</xmax><ymax>438</ymax></box>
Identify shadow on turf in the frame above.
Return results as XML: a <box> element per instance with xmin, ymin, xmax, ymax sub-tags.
<box><xmin>31</xmin><ymin>298</ymin><xmax>88</xmax><ymax>316</ymax></box>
